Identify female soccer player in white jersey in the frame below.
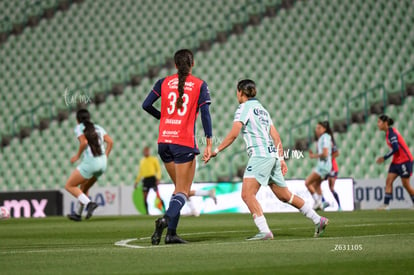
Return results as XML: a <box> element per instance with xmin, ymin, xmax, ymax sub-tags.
<box><xmin>305</xmin><ymin>121</ymin><xmax>333</xmax><ymax>210</ymax></box>
<box><xmin>65</xmin><ymin>109</ymin><xmax>113</xmax><ymax>221</ymax></box>
<box><xmin>204</xmin><ymin>79</ymin><xmax>328</xmax><ymax>239</ymax></box>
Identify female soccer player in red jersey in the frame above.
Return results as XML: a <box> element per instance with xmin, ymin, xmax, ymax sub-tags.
<box><xmin>142</xmin><ymin>49</ymin><xmax>213</xmax><ymax>244</ymax></box>
<box><xmin>326</xmin><ymin>142</ymin><xmax>342</xmax><ymax>210</ymax></box>
<box><xmin>376</xmin><ymin>115</ymin><xmax>414</xmax><ymax>210</ymax></box>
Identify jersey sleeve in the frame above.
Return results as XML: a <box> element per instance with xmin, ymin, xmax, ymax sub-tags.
<box><xmin>74</xmin><ymin>124</ymin><xmax>85</xmax><ymax>138</ymax></box>
<box><xmin>321</xmin><ymin>134</ymin><xmax>331</xmax><ymax>148</ymax></box>
<box><xmin>142</xmin><ymin>78</ymin><xmax>164</xmax><ymax>120</ymax></box>
<box><xmin>384</xmin><ymin>128</ymin><xmax>399</xmax><ymax>160</ymax></box>
<box><xmin>387</xmin><ymin>128</ymin><xmax>399</xmax><ymax>146</ymax></box>
<box><xmin>152</xmin><ymin>78</ymin><xmax>164</xmax><ymax>97</ymax></box>
<box><xmin>234</xmin><ymin>104</ymin><xmax>249</xmax><ymax>124</ymax></box>
<box><xmin>198</xmin><ymin>81</ymin><xmax>211</xmax><ymax>107</ymax></box>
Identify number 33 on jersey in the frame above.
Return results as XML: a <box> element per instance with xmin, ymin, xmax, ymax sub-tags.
<box><xmin>152</xmin><ymin>74</ymin><xmax>211</xmax><ymax>148</ymax></box>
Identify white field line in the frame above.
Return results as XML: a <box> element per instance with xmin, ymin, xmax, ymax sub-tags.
<box><xmin>2</xmin><ymin>223</ymin><xmax>414</xmax><ymax>254</ymax></box>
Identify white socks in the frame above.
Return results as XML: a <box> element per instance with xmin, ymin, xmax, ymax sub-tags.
<box><xmin>253</xmin><ymin>215</ymin><xmax>271</xmax><ymax>233</ymax></box>
<box><xmin>77</xmin><ymin>193</ymin><xmax>91</xmax><ymax>205</ymax></box>
<box><xmin>300</xmin><ymin>203</ymin><xmax>321</xmax><ymax>225</ymax></box>
<box><xmin>312</xmin><ymin>193</ymin><xmax>322</xmax><ymax>205</ymax></box>
<box><xmin>194</xmin><ymin>189</ymin><xmax>210</xmax><ymax>196</ymax></box>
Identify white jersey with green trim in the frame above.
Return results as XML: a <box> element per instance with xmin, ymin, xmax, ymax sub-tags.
<box><xmin>74</xmin><ymin>123</ymin><xmax>107</xmax><ymax>159</ymax></box>
<box><xmin>233</xmin><ymin>98</ymin><xmax>278</xmax><ymax>158</ymax></box>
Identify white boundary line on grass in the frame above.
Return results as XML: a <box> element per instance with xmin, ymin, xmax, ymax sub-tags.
<box><xmin>114</xmin><ymin>232</ymin><xmax>414</xmax><ymax>249</ymax></box>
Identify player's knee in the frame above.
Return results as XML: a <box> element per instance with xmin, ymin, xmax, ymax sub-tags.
<box><xmin>241</xmin><ymin>192</ymin><xmax>253</xmax><ymax>203</ymax></box>
<box><xmin>277</xmin><ymin>193</ymin><xmax>290</xmax><ymax>203</ymax></box>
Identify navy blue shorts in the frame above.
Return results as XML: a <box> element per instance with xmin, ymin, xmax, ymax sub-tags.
<box><xmin>388</xmin><ymin>161</ymin><xmax>413</xmax><ymax>178</ymax></box>
<box><xmin>325</xmin><ymin>170</ymin><xmax>338</xmax><ymax>180</ymax></box>
<box><xmin>158</xmin><ymin>143</ymin><xmax>199</xmax><ymax>164</ymax></box>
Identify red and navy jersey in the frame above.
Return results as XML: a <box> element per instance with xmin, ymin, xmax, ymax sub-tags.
<box><xmin>331</xmin><ymin>142</ymin><xmax>339</xmax><ymax>172</ymax></box>
<box><xmin>151</xmin><ymin>74</ymin><xmax>211</xmax><ymax>148</ymax></box>
<box><xmin>385</xmin><ymin>127</ymin><xmax>413</xmax><ymax>164</ymax></box>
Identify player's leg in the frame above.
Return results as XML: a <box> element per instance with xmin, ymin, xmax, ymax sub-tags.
<box><xmin>163</xmin><ymin>161</ymin><xmax>176</xmax><ymax>185</ymax></box>
<box><xmin>65</xmin><ymin>169</ymin><xmax>97</xmax><ymax>221</ymax></box>
<box><xmin>306</xmin><ymin>171</ymin><xmax>323</xmax><ymax>209</ymax></box>
<box><xmin>75</xmin><ymin>176</ymin><xmax>97</xmax><ymax>216</ymax></box>
<box><xmin>143</xmin><ymin>190</ymin><xmax>149</xmax><ymax>215</ymax></box>
<box><xmin>401</xmin><ymin>176</ymin><xmax>414</xmax><ymax>207</ymax></box>
<box><xmin>189</xmin><ymin>188</ymin><xmax>217</xmax><ymax>204</ymax></box>
<box><xmin>378</xmin><ymin>172</ymin><xmax>398</xmax><ymax>210</ymax></box>
<box><xmin>163</xmin><ymin>159</ymin><xmax>196</xmax><ymax>243</ymax></box>
<box><xmin>269</xmin><ymin>184</ymin><xmax>328</xmax><ymax>237</ymax></box>
<box><xmin>328</xmin><ymin>176</ymin><xmax>341</xmax><ymax>210</ymax></box>
<box><xmin>242</xmin><ymin>177</ymin><xmax>273</xmax><ymax>240</ymax></box>
<box><xmin>270</xmin><ymin>161</ymin><xmax>328</xmax><ymax>237</ymax></box>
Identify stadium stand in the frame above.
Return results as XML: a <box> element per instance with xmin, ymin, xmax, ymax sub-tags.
<box><xmin>0</xmin><ymin>0</ymin><xmax>413</xmax><ymax>190</ymax></box>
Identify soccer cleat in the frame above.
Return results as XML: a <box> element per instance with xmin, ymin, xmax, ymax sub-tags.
<box><xmin>165</xmin><ymin>234</ymin><xmax>188</xmax><ymax>244</ymax></box>
<box><xmin>85</xmin><ymin>202</ymin><xmax>98</xmax><ymax>220</ymax></box>
<box><xmin>151</xmin><ymin>217</ymin><xmax>168</xmax><ymax>245</ymax></box>
<box><xmin>209</xmin><ymin>189</ymin><xmax>217</xmax><ymax>204</ymax></box>
<box><xmin>377</xmin><ymin>204</ymin><xmax>390</xmax><ymax>210</ymax></box>
<box><xmin>246</xmin><ymin>232</ymin><xmax>274</xmax><ymax>241</ymax></box>
<box><xmin>67</xmin><ymin>213</ymin><xmax>82</xmax><ymax>222</ymax></box>
<box><xmin>314</xmin><ymin>217</ymin><xmax>329</xmax><ymax>237</ymax></box>
<box><xmin>321</xmin><ymin>202</ymin><xmax>330</xmax><ymax>210</ymax></box>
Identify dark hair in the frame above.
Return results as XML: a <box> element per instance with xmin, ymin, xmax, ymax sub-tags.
<box><xmin>378</xmin><ymin>114</ymin><xmax>394</xmax><ymax>126</ymax></box>
<box><xmin>237</xmin><ymin>79</ymin><xmax>257</xmax><ymax>98</ymax></box>
<box><xmin>318</xmin><ymin>120</ymin><xmax>335</xmax><ymax>145</ymax></box>
<box><xmin>76</xmin><ymin>109</ymin><xmax>102</xmax><ymax>157</ymax></box>
<box><xmin>174</xmin><ymin>49</ymin><xmax>193</xmax><ymax>109</ymax></box>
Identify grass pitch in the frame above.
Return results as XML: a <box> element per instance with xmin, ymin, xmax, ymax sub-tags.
<box><xmin>1</xmin><ymin>210</ymin><xmax>414</xmax><ymax>274</ymax></box>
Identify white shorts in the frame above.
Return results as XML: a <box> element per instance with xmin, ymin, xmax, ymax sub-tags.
<box><xmin>243</xmin><ymin>157</ymin><xmax>286</xmax><ymax>187</ymax></box>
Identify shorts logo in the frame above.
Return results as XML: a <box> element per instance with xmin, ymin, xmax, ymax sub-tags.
<box><xmin>246</xmin><ymin>166</ymin><xmax>253</xmax><ymax>172</ymax></box>
<box><xmin>402</xmin><ymin>164</ymin><xmax>408</xmax><ymax>175</ymax></box>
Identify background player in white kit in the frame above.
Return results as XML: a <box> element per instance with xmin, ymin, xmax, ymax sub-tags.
<box><xmin>204</xmin><ymin>79</ymin><xmax>328</xmax><ymax>239</ymax></box>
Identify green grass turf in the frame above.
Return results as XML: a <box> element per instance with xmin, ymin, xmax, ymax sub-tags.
<box><xmin>1</xmin><ymin>210</ymin><xmax>414</xmax><ymax>274</ymax></box>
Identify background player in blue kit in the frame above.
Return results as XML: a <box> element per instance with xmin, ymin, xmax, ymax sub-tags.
<box><xmin>376</xmin><ymin>115</ymin><xmax>414</xmax><ymax>210</ymax></box>
<box><xmin>65</xmin><ymin>109</ymin><xmax>113</xmax><ymax>221</ymax></box>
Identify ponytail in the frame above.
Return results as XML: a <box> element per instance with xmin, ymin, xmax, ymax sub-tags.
<box><xmin>174</xmin><ymin>49</ymin><xmax>193</xmax><ymax>109</ymax></box>
<box><xmin>76</xmin><ymin>109</ymin><xmax>103</xmax><ymax>157</ymax></box>
<box><xmin>379</xmin><ymin>114</ymin><xmax>394</xmax><ymax>126</ymax></box>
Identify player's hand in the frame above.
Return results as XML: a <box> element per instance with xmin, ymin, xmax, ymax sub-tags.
<box><xmin>70</xmin><ymin>155</ymin><xmax>79</xmax><ymax>164</ymax></box>
<box><xmin>308</xmin><ymin>149</ymin><xmax>316</xmax><ymax>159</ymax></box>
<box><xmin>202</xmin><ymin>146</ymin><xmax>213</xmax><ymax>164</ymax></box>
<box><xmin>280</xmin><ymin>160</ymin><xmax>288</xmax><ymax>176</ymax></box>
<box><xmin>376</xmin><ymin>157</ymin><xmax>385</xmax><ymax>164</ymax></box>
<box><xmin>203</xmin><ymin>150</ymin><xmax>217</xmax><ymax>164</ymax></box>
<box><xmin>133</xmin><ymin>182</ymin><xmax>138</xmax><ymax>189</ymax></box>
